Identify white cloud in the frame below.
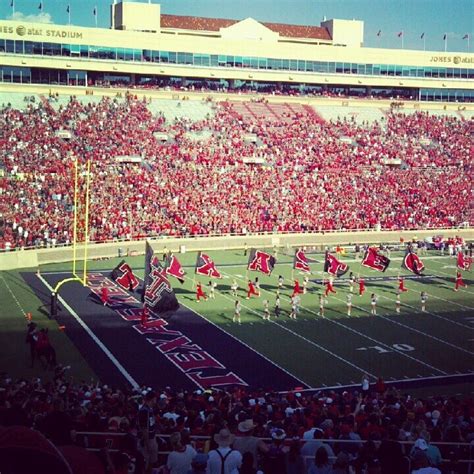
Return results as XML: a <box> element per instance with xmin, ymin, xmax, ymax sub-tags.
<box><xmin>7</xmin><ymin>11</ymin><xmax>53</xmax><ymax>24</ymax></box>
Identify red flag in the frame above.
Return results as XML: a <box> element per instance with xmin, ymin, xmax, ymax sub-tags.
<box><xmin>165</xmin><ymin>254</ymin><xmax>186</xmax><ymax>284</ymax></box>
<box><xmin>361</xmin><ymin>247</ymin><xmax>390</xmax><ymax>272</ymax></box>
<box><xmin>247</xmin><ymin>249</ymin><xmax>276</xmax><ymax>275</ymax></box>
<box><xmin>457</xmin><ymin>252</ymin><xmax>471</xmax><ymax>271</ymax></box>
<box><xmin>293</xmin><ymin>248</ymin><xmax>310</xmax><ymax>273</ymax></box>
<box><xmin>142</xmin><ymin>242</ymin><xmax>179</xmax><ymax>317</ymax></box>
<box><xmin>324</xmin><ymin>252</ymin><xmax>349</xmax><ymax>277</ymax></box>
<box><xmin>195</xmin><ymin>252</ymin><xmax>221</xmax><ymax>278</ymax></box>
<box><xmin>111</xmin><ymin>260</ymin><xmax>139</xmax><ymax>291</ymax></box>
<box><xmin>402</xmin><ymin>248</ymin><xmax>425</xmax><ymax>275</ymax></box>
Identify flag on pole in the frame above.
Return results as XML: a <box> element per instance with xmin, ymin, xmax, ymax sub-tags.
<box><xmin>195</xmin><ymin>252</ymin><xmax>221</xmax><ymax>278</ymax></box>
<box><xmin>66</xmin><ymin>4</ymin><xmax>70</xmax><ymax>13</ymax></box>
<box><xmin>457</xmin><ymin>252</ymin><xmax>472</xmax><ymax>271</ymax></box>
<box><xmin>402</xmin><ymin>247</ymin><xmax>425</xmax><ymax>275</ymax></box>
<box><xmin>142</xmin><ymin>242</ymin><xmax>179</xmax><ymax>317</ymax></box>
<box><xmin>165</xmin><ymin>254</ymin><xmax>186</xmax><ymax>283</ymax></box>
<box><xmin>111</xmin><ymin>260</ymin><xmax>140</xmax><ymax>291</ymax></box>
<box><xmin>361</xmin><ymin>247</ymin><xmax>390</xmax><ymax>272</ymax></box>
<box><xmin>420</xmin><ymin>32</ymin><xmax>425</xmax><ymax>39</ymax></box>
<box><xmin>293</xmin><ymin>248</ymin><xmax>310</xmax><ymax>273</ymax></box>
<box><xmin>377</xmin><ymin>30</ymin><xmax>382</xmax><ymax>37</ymax></box>
<box><xmin>247</xmin><ymin>249</ymin><xmax>276</xmax><ymax>275</ymax></box>
<box><xmin>38</xmin><ymin>1</ymin><xmax>43</xmax><ymax>10</ymax></box>
<box><xmin>443</xmin><ymin>34</ymin><xmax>447</xmax><ymax>40</ymax></box>
<box><xmin>397</xmin><ymin>31</ymin><xmax>403</xmax><ymax>37</ymax></box>
<box><xmin>10</xmin><ymin>0</ymin><xmax>14</xmax><ymax>7</ymax></box>
<box><xmin>463</xmin><ymin>34</ymin><xmax>469</xmax><ymax>40</ymax></box>
<box><xmin>324</xmin><ymin>252</ymin><xmax>349</xmax><ymax>277</ymax></box>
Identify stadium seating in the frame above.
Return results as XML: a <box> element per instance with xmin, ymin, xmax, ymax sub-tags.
<box><xmin>0</xmin><ymin>371</ymin><xmax>472</xmax><ymax>474</ymax></box>
<box><xmin>0</xmin><ymin>95</ymin><xmax>471</xmax><ymax>250</ymax></box>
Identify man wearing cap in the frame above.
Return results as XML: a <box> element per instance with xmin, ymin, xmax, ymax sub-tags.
<box><xmin>206</xmin><ymin>428</ymin><xmax>242</xmax><ymax>474</ymax></box>
<box><xmin>233</xmin><ymin>419</ymin><xmax>269</xmax><ymax>470</ymax></box>
<box><xmin>410</xmin><ymin>433</ymin><xmax>442</xmax><ymax>468</ymax></box>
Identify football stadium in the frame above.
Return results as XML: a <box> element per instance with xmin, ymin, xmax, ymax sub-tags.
<box><xmin>0</xmin><ymin>0</ymin><xmax>473</xmax><ymax>472</ymax></box>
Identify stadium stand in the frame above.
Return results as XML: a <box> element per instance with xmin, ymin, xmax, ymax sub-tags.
<box><xmin>0</xmin><ymin>371</ymin><xmax>473</xmax><ymax>474</ymax></box>
<box><xmin>0</xmin><ymin>94</ymin><xmax>471</xmax><ymax>251</ymax></box>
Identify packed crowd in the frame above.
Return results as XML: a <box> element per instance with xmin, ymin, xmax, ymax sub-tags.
<box><xmin>0</xmin><ymin>95</ymin><xmax>471</xmax><ymax>250</ymax></box>
<box><xmin>0</xmin><ymin>371</ymin><xmax>473</xmax><ymax>474</ymax></box>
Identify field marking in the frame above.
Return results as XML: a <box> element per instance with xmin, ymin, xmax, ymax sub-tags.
<box><xmin>36</xmin><ymin>273</ymin><xmax>140</xmax><ymax>390</ymax></box>
<box><xmin>279</xmin><ymin>371</ymin><xmax>474</xmax><ymax>393</ymax></box>
<box><xmin>132</xmin><ymin>273</ymin><xmax>313</xmax><ymax>389</ymax></box>
<box><xmin>220</xmin><ymin>270</ymin><xmax>447</xmax><ymax>376</ymax></box>
<box><xmin>374</xmin><ymin>298</ymin><xmax>474</xmax><ymax>356</ymax></box>
<box><xmin>204</xmin><ymin>284</ymin><xmax>377</xmax><ymax>380</ymax></box>
<box><xmin>179</xmin><ymin>300</ymin><xmax>313</xmax><ymax>389</ymax></box>
<box><xmin>0</xmin><ymin>273</ymin><xmax>27</xmax><ymax>317</ymax></box>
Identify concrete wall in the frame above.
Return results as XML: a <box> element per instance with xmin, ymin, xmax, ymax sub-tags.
<box><xmin>1</xmin><ymin>228</ymin><xmax>472</xmax><ymax>271</ymax></box>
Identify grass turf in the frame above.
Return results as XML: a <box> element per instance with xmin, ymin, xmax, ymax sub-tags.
<box><xmin>0</xmin><ymin>249</ymin><xmax>473</xmax><ymax>396</ymax></box>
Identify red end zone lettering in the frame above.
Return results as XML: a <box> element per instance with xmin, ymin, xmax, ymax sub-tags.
<box><xmin>188</xmin><ymin>371</ymin><xmax>248</xmax><ymax>388</ymax></box>
<box><xmin>167</xmin><ymin>350</ymin><xmax>225</xmax><ymax>371</ymax></box>
<box><xmin>85</xmin><ymin>274</ymin><xmax>248</xmax><ymax>389</ymax></box>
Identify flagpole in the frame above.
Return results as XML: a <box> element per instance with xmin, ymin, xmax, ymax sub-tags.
<box><xmin>444</xmin><ymin>34</ymin><xmax>447</xmax><ymax>52</ymax></box>
<box><xmin>401</xmin><ymin>31</ymin><xmax>404</xmax><ymax>49</ymax></box>
<box><xmin>11</xmin><ymin>1</ymin><xmax>15</xmax><ymax>15</ymax></box>
<box><xmin>68</xmin><ymin>7</ymin><xmax>71</xmax><ymax>25</ymax></box>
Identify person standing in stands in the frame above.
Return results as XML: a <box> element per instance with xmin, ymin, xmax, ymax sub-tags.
<box><xmin>138</xmin><ymin>391</ymin><xmax>158</xmax><ymax>472</ymax></box>
<box><xmin>207</xmin><ymin>429</ymin><xmax>242</xmax><ymax>474</ymax></box>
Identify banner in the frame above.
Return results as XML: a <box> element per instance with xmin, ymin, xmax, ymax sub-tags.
<box><xmin>111</xmin><ymin>260</ymin><xmax>139</xmax><ymax>291</ymax></box>
<box><xmin>247</xmin><ymin>249</ymin><xmax>276</xmax><ymax>275</ymax></box>
<box><xmin>293</xmin><ymin>248</ymin><xmax>310</xmax><ymax>273</ymax></box>
<box><xmin>165</xmin><ymin>254</ymin><xmax>186</xmax><ymax>283</ymax></box>
<box><xmin>142</xmin><ymin>242</ymin><xmax>179</xmax><ymax>316</ymax></box>
<box><xmin>457</xmin><ymin>251</ymin><xmax>472</xmax><ymax>271</ymax></box>
<box><xmin>195</xmin><ymin>252</ymin><xmax>221</xmax><ymax>278</ymax></box>
<box><xmin>361</xmin><ymin>247</ymin><xmax>390</xmax><ymax>272</ymax></box>
<box><xmin>402</xmin><ymin>248</ymin><xmax>425</xmax><ymax>275</ymax></box>
<box><xmin>324</xmin><ymin>252</ymin><xmax>349</xmax><ymax>277</ymax></box>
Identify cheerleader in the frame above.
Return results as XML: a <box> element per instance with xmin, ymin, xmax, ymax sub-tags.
<box><xmin>370</xmin><ymin>293</ymin><xmax>378</xmax><ymax>315</ymax></box>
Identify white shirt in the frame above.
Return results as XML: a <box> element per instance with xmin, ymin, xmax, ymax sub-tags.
<box><xmin>207</xmin><ymin>447</ymin><xmax>242</xmax><ymax>474</ymax></box>
<box><xmin>167</xmin><ymin>445</ymin><xmax>197</xmax><ymax>474</ymax></box>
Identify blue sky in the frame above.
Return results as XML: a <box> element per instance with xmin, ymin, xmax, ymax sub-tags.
<box><xmin>2</xmin><ymin>0</ymin><xmax>472</xmax><ymax>53</ymax></box>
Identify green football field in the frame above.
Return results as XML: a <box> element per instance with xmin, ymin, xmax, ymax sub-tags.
<box><xmin>1</xmin><ymin>248</ymin><xmax>473</xmax><ymax>397</ymax></box>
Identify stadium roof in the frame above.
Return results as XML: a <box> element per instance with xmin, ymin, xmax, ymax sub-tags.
<box><xmin>160</xmin><ymin>14</ymin><xmax>332</xmax><ymax>40</ymax></box>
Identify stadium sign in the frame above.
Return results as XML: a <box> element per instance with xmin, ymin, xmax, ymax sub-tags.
<box><xmin>0</xmin><ymin>23</ymin><xmax>82</xmax><ymax>39</ymax></box>
<box><xmin>429</xmin><ymin>55</ymin><xmax>474</xmax><ymax>64</ymax></box>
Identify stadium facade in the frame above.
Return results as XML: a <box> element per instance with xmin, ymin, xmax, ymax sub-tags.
<box><xmin>0</xmin><ymin>0</ymin><xmax>473</xmax><ymax>101</ymax></box>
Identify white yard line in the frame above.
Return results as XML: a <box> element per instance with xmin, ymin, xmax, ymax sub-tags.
<box><xmin>0</xmin><ymin>273</ymin><xmax>27</xmax><ymax>317</ymax></box>
<box><xmin>179</xmin><ymin>300</ymin><xmax>313</xmax><ymax>389</ymax></box>
<box><xmin>220</xmin><ymin>270</ymin><xmax>447</xmax><ymax>376</ymax></box>
<box><xmin>203</xmin><ymin>283</ymin><xmax>376</xmax><ymax>380</ymax></box>
<box><xmin>36</xmin><ymin>273</ymin><xmax>140</xmax><ymax>390</ymax></box>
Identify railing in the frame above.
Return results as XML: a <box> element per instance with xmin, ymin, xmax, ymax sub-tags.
<box><xmin>74</xmin><ymin>431</ymin><xmax>474</xmax><ymax>474</ymax></box>
<box><xmin>0</xmin><ymin>224</ymin><xmax>471</xmax><ymax>253</ymax></box>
